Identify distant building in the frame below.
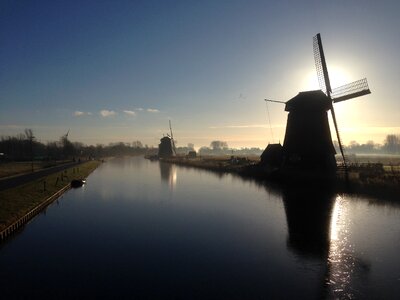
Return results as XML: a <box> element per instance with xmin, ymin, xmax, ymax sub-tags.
<box><xmin>260</xmin><ymin>143</ymin><xmax>283</xmax><ymax>169</ymax></box>
<box><xmin>187</xmin><ymin>150</ymin><xmax>197</xmax><ymax>158</ymax></box>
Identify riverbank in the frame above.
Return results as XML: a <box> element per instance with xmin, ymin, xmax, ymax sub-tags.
<box><xmin>0</xmin><ymin>160</ymin><xmax>102</xmax><ymax>234</ymax></box>
<box><xmin>161</xmin><ymin>156</ymin><xmax>400</xmax><ymax>197</ymax></box>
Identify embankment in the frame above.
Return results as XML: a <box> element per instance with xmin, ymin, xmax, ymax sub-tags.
<box><xmin>161</xmin><ymin>156</ymin><xmax>400</xmax><ymax>200</ymax></box>
<box><xmin>0</xmin><ymin>160</ymin><xmax>102</xmax><ymax>241</ymax></box>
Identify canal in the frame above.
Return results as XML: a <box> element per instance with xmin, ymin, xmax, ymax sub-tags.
<box><xmin>0</xmin><ymin>156</ymin><xmax>399</xmax><ymax>299</ymax></box>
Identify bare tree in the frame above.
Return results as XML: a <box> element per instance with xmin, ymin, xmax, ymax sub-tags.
<box><xmin>25</xmin><ymin>129</ymin><xmax>35</xmax><ymax>171</ymax></box>
<box><xmin>384</xmin><ymin>134</ymin><xmax>400</xmax><ymax>154</ymax></box>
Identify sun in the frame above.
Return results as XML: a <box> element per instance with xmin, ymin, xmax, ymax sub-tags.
<box><xmin>303</xmin><ymin>66</ymin><xmax>351</xmax><ymax>91</ymax></box>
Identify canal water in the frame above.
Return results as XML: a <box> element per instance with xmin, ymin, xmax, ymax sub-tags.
<box><xmin>0</xmin><ymin>156</ymin><xmax>399</xmax><ymax>299</ymax></box>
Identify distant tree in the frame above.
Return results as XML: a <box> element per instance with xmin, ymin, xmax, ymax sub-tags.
<box><xmin>198</xmin><ymin>146</ymin><xmax>211</xmax><ymax>156</ymax></box>
<box><xmin>25</xmin><ymin>129</ymin><xmax>35</xmax><ymax>171</ymax></box>
<box><xmin>60</xmin><ymin>133</ymin><xmax>75</xmax><ymax>159</ymax></box>
<box><xmin>384</xmin><ymin>134</ymin><xmax>400</xmax><ymax>153</ymax></box>
<box><xmin>132</xmin><ymin>140</ymin><xmax>143</xmax><ymax>148</ymax></box>
<box><xmin>187</xmin><ymin>143</ymin><xmax>194</xmax><ymax>150</ymax></box>
<box><xmin>210</xmin><ymin>140</ymin><xmax>228</xmax><ymax>150</ymax></box>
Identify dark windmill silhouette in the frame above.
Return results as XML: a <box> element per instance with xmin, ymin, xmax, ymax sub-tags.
<box><xmin>158</xmin><ymin>120</ymin><xmax>177</xmax><ymax>159</ymax></box>
<box><xmin>264</xmin><ymin>33</ymin><xmax>371</xmax><ymax>173</ymax></box>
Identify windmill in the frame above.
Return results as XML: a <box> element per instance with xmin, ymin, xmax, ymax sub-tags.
<box><xmin>313</xmin><ymin>33</ymin><xmax>371</xmax><ymax>168</ymax></box>
<box><xmin>64</xmin><ymin>129</ymin><xmax>70</xmax><ymax>139</ymax></box>
<box><xmin>158</xmin><ymin>121</ymin><xmax>176</xmax><ymax>158</ymax></box>
<box><xmin>263</xmin><ymin>33</ymin><xmax>371</xmax><ymax>173</ymax></box>
<box><xmin>169</xmin><ymin>120</ymin><xmax>177</xmax><ymax>155</ymax></box>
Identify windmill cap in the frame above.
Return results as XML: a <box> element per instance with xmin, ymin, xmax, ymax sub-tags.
<box><xmin>285</xmin><ymin>90</ymin><xmax>331</xmax><ymax>112</ymax></box>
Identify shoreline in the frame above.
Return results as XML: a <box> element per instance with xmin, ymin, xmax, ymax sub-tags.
<box><xmin>0</xmin><ymin>160</ymin><xmax>102</xmax><ymax>242</ymax></box>
<box><xmin>160</xmin><ymin>156</ymin><xmax>400</xmax><ymax>201</ymax></box>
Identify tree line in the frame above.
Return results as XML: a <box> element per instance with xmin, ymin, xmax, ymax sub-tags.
<box><xmin>0</xmin><ymin>130</ymin><xmax>148</xmax><ymax>161</ymax></box>
<box><xmin>1</xmin><ymin>131</ymin><xmax>399</xmax><ymax>162</ymax></box>
<box><xmin>335</xmin><ymin>134</ymin><xmax>400</xmax><ymax>155</ymax></box>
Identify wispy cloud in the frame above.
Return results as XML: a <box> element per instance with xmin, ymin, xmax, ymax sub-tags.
<box><xmin>123</xmin><ymin>110</ymin><xmax>136</xmax><ymax>116</ymax></box>
<box><xmin>100</xmin><ymin>110</ymin><xmax>116</xmax><ymax>117</ymax></box>
<box><xmin>147</xmin><ymin>108</ymin><xmax>160</xmax><ymax>113</ymax></box>
<box><xmin>137</xmin><ymin>108</ymin><xmax>144</xmax><ymax>111</ymax></box>
<box><xmin>0</xmin><ymin>124</ymin><xmax>25</xmax><ymax>129</ymax></box>
<box><xmin>74</xmin><ymin>111</ymin><xmax>85</xmax><ymax>117</ymax></box>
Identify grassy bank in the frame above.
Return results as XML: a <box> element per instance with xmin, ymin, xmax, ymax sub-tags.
<box><xmin>162</xmin><ymin>155</ymin><xmax>400</xmax><ymax>192</ymax></box>
<box><xmin>0</xmin><ymin>160</ymin><xmax>72</xmax><ymax>179</ymax></box>
<box><xmin>0</xmin><ymin>160</ymin><xmax>101</xmax><ymax>231</ymax></box>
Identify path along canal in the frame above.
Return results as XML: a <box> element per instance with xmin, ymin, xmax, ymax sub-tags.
<box><xmin>0</xmin><ymin>156</ymin><xmax>399</xmax><ymax>299</ymax></box>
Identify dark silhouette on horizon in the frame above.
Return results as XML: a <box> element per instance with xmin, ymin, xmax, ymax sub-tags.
<box><xmin>262</xmin><ymin>33</ymin><xmax>371</xmax><ymax>174</ymax></box>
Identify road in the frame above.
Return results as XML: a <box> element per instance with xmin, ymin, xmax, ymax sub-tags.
<box><xmin>0</xmin><ymin>162</ymin><xmax>82</xmax><ymax>191</ymax></box>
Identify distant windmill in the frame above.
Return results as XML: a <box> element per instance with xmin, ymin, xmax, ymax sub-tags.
<box><xmin>263</xmin><ymin>33</ymin><xmax>371</xmax><ymax>172</ymax></box>
<box><xmin>64</xmin><ymin>129</ymin><xmax>70</xmax><ymax>139</ymax></box>
<box><xmin>158</xmin><ymin>121</ymin><xmax>176</xmax><ymax>158</ymax></box>
<box><xmin>169</xmin><ymin>120</ymin><xmax>177</xmax><ymax>155</ymax></box>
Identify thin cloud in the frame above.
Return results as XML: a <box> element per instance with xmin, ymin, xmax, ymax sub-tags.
<box><xmin>123</xmin><ymin>110</ymin><xmax>136</xmax><ymax>116</ymax></box>
<box><xmin>137</xmin><ymin>108</ymin><xmax>144</xmax><ymax>111</ymax></box>
<box><xmin>147</xmin><ymin>108</ymin><xmax>160</xmax><ymax>113</ymax></box>
<box><xmin>0</xmin><ymin>124</ymin><xmax>25</xmax><ymax>129</ymax></box>
<box><xmin>100</xmin><ymin>110</ymin><xmax>116</xmax><ymax>117</ymax></box>
<box><xmin>74</xmin><ymin>111</ymin><xmax>85</xmax><ymax>117</ymax></box>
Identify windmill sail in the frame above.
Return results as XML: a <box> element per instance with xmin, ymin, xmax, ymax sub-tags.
<box><xmin>331</xmin><ymin>78</ymin><xmax>371</xmax><ymax>103</ymax></box>
<box><xmin>313</xmin><ymin>33</ymin><xmax>332</xmax><ymax>96</ymax></box>
<box><xmin>169</xmin><ymin>120</ymin><xmax>177</xmax><ymax>155</ymax></box>
<box><xmin>313</xmin><ymin>33</ymin><xmax>346</xmax><ymax>167</ymax></box>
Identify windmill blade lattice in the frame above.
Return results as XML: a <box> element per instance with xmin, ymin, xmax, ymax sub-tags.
<box><xmin>313</xmin><ymin>34</ymin><xmax>332</xmax><ymax>96</ymax></box>
<box><xmin>331</xmin><ymin>78</ymin><xmax>371</xmax><ymax>103</ymax></box>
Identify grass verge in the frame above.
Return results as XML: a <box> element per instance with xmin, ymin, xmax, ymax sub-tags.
<box><xmin>0</xmin><ymin>160</ymin><xmax>101</xmax><ymax>231</ymax></box>
<box><xmin>0</xmin><ymin>160</ymin><xmax>72</xmax><ymax>179</ymax></box>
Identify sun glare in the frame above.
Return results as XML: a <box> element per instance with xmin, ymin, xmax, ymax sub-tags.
<box><xmin>304</xmin><ymin>66</ymin><xmax>351</xmax><ymax>91</ymax></box>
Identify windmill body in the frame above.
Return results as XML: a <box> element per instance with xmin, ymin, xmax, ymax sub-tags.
<box><xmin>158</xmin><ymin>121</ymin><xmax>177</xmax><ymax>159</ymax></box>
<box><xmin>158</xmin><ymin>135</ymin><xmax>175</xmax><ymax>158</ymax></box>
<box><xmin>282</xmin><ymin>90</ymin><xmax>336</xmax><ymax>171</ymax></box>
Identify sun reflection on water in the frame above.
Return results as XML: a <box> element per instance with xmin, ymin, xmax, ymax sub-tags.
<box><xmin>326</xmin><ymin>195</ymin><xmax>356</xmax><ymax>299</ymax></box>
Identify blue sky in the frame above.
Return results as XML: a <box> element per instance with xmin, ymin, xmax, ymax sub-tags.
<box><xmin>1</xmin><ymin>0</ymin><xmax>399</xmax><ymax>148</ymax></box>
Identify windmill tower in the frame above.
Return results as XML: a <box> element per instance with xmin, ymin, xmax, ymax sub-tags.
<box><xmin>158</xmin><ymin>121</ymin><xmax>177</xmax><ymax>158</ymax></box>
<box><xmin>264</xmin><ymin>33</ymin><xmax>371</xmax><ymax>173</ymax></box>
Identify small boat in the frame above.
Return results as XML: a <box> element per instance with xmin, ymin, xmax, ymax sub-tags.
<box><xmin>70</xmin><ymin>179</ymin><xmax>86</xmax><ymax>188</ymax></box>
<box><xmin>144</xmin><ymin>154</ymin><xmax>159</xmax><ymax>161</ymax></box>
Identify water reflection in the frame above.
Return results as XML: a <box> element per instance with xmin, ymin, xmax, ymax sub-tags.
<box><xmin>280</xmin><ymin>185</ymin><xmax>371</xmax><ymax>299</ymax></box>
<box><xmin>282</xmin><ymin>186</ymin><xmax>335</xmax><ymax>258</ymax></box>
<box><xmin>325</xmin><ymin>196</ymin><xmax>371</xmax><ymax>299</ymax></box>
<box><xmin>0</xmin><ymin>157</ymin><xmax>398</xmax><ymax>299</ymax></box>
<box><xmin>159</xmin><ymin>161</ymin><xmax>177</xmax><ymax>188</ymax></box>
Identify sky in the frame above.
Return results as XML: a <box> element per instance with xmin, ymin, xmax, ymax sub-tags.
<box><xmin>1</xmin><ymin>0</ymin><xmax>399</xmax><ymax>149</ymax></box>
